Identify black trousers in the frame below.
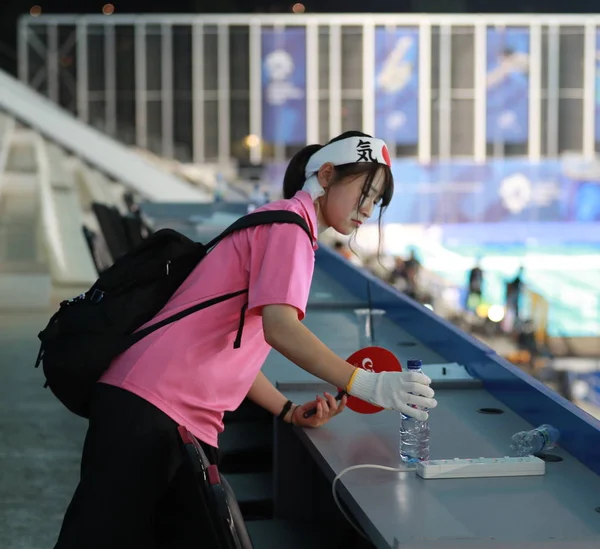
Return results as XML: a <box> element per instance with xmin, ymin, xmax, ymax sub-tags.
<box><xmin>54</xmin><ymin>383</ymin><xmax>221</xmax><ymax>549</ymax></box>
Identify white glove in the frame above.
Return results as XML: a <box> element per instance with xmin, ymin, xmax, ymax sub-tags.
<box><xmin>347</xmin><ymin>369</ymin><xmax>437</xmax><ymax>421</ymax></box>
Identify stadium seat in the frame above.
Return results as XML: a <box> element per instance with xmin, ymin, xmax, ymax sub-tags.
<box><xmin>177</xmin><ymin>426</ymin><xmax>339</xmax><ymax>549</ymax></box>
<box><xmin>218</xmin><ymin>421</ymin><xmax>273</xmax><ymax>474</ymax></box>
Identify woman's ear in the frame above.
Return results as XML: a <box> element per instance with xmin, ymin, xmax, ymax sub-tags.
<box><xmin>316</xmin><ymin>162</ymin><xmax>335</xmax><ymax>190</ymax></box>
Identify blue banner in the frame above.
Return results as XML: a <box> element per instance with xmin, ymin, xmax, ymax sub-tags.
<box><xmin>374</xmin><ymin>27</ymin><xmax>419</xmax><ymax>145</ymax></box>
<box><xmin>261</xmin><ymin>28</ymin><xmax>306</xmax><ymax>145</ymax></box>
<box><xmin>486</xmin><ymin>27</ymin><xmax>530</xmax><ymax>143</ymax></box>
<box><xmin>595</xmin><ymin>30</ymin><xmax>600</xmax><ymax>142</ymax></box>
<box><xmin>373</xmin><ymin>158</ymin><xmax>600</xmax><ymax>225</ymax></box>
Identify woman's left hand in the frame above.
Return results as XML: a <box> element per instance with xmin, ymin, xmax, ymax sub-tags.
<box><xmin>290</xmin><ymin>391</ymin><xmax>348</xmax><ymax>428</ymax></box>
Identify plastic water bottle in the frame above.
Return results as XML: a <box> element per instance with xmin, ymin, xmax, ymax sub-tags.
<box><xmin>510</xmin><ymin>424</ymin><xmax>560</xmax><ymax>456</ymax></box>
<box><xmin>399</xmin><ymin>359</ymin><xmax>430</xmax><ymax>463</ymax></box>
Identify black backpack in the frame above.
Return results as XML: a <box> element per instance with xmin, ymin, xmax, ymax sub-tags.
<box><xmin>35</xmin><ymin>210</ymin><xmax>312</xmax><ymax>418</ymax></box>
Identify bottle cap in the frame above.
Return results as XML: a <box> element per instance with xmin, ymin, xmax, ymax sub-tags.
<box><xmin>407</xmin><ymin>359</ymin><xmax>422</xmax><ymax>369</ymax></box>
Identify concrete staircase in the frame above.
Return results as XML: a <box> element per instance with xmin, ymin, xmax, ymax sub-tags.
<box><xmin>0</xmin><ymin>133</ymin><xmax>52</xmax><ymax>310</ymax></box>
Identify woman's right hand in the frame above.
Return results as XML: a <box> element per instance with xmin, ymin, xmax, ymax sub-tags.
<box><xmin>261</xmin><ymin>304</ymin><xmax>435</xmax><ymax>415</ymax></box>
<box><xmin>347</xmin><ymin>369</ymin><xmax>437</xmax><ymax>420</ymax></box>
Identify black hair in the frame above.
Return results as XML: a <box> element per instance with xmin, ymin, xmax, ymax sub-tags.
<box><xmin>283</xmin><ymin>143</ymin><xmax>323</xmax><ymax>200</ymax></box>
<box><xmin>282</xmin><ymin>130</ymin><xmax>394</xmax><ymax>253</ymax></box>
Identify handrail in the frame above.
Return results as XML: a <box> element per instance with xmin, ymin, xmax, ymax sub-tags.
<box><xmin>0</xmin><ymin>112</ymin><xmax>15</xmax><ymax>201</ymax></box>
<box><xmin>34</xmin><ymin>135</ymin><xmax>97</xmax><ymax>287</ymax></box>
<box><xmin>0</xmin><ymin>69</ymin><xmax>210</xmax><ymax>203</ymax></box>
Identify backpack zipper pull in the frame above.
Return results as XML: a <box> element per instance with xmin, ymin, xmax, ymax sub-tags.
<box><xmin>166</xmin><ymin>260</ymin><xmax>171</xmax><ymax>275</ymax></box>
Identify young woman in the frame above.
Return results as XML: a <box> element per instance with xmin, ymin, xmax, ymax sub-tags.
<box><xmin>53</xmin><ymin>131</ymin><xmax>437</xmax><ymax>548</ymax></box>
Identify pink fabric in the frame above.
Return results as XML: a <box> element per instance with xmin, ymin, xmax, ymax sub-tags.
<box><xmin>99</xmin><ymin>191</ymin><xmax>318</xmax><ymax>447</ymax></box>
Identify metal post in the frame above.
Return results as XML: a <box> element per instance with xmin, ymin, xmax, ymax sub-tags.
<box><xmin>47</xmin><ymin>23</ymin><xmax>59</xmax><ymax>102</ymax></box>
<box><xmin>439</xmin><ymin>24</ymin><xmax>452</xmax><ymax>159</ymax></box>
<box><xmin>192</xmin><ymin>22</ymin><xmax>205</xmax><ymax>164</ymax></box>
<box><xmin>161</xmin><ymin>23</ymin><xmax>174</xmax><ymax>159</ymax></box>
<box><xmin>474</xmin><ymin>22</ymin><xmax>486</xmax><ymax>163</ymax></box>
<box><xmin>583</xmin><ymin>22</ymin><xmax>596</xmax><ymax>160</ymax></box>
<box><xmin>104</xmin><ymin>23</ymin><xmax>117</xmax><ymax>137</ymax></box>
<box><xmin>76</xmin><ymin>21</ymin><xmax>89</xmax><ymax>123</ymax></box>
<box><xmin>249</xmin><ymin>20</ymin><xmax>262</xmax><ymax>164</ymax></box>
<box><xmin>384</xmin><ymin>23</ymin><xmax>396</xmax><ymax>152</ymax></box>
<box><xmin>362</xmin><ymin>22</ymin><xmax>375</xmax><ymax>136</ymax></box>
<box><xmin>329</xmin><ymin>23</ymin><xmax>342</xmax><ymax>139</ymax></box>
<box><xmin>528</xmin><ymin>23</ymin><xmax>542</xmax><ymax>161</ymax></box>
<box><xmin>135</xmin><ymin>23</ymin><xmax>148</xmax><ymax>150</ymax></box>
<box><xmin>418</xmin><ymin>22</ymin><xmax>432</xmax><ymax>163</ymax></box>
<box><xmin>218</xmin><ymin>23</ymin><xmax>231</xmax><ymax>164</ymax></box>
<box><xmin>17</xmin><ymin>19</ymin><xmax>29</xmax><ymax>84</ymax></box>
<box><xmin>547</xmin><ymin>24</ymin><xmax>560</xmax><ymax>157</ymax></box>
<box><xmin>274</xmin><ymin>23</ymin><xmax>285</xmax><ymax>163</ymax></box>
<box><xmin>306</xmin><ymin>22</ymin><xmax>319</xmax><ymax>145</ymax></box>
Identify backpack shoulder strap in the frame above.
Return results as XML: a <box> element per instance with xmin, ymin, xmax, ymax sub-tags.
<box><xmin>125</xmin><ymin>210</ymin><xmax>314</xmax><ymax>346</ymax></box>
<box><xmin>205</xmin><ymin>210</ymin><xmax>313</xmax><ymax>251</ymax></box>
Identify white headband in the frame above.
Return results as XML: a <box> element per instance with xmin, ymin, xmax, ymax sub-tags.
<box><xmin>301</xmin><ymin>136</ymin><xmax>392</xmax><ymax>200</ymax></box>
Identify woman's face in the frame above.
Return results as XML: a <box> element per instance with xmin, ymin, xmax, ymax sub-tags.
<box><xmin>316</xmin><ymin>164</ymin><xmax>386</xmax><ymax>235</ymax></box>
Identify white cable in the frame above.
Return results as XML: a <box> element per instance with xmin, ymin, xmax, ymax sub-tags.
<box><xmin>331</xmin><ymin>463</ymin><xmax>416</xmax><ymax>540</ymax></box>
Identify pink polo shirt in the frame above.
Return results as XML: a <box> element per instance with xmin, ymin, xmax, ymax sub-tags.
<box><xmin>99</xmin><ymin>191</ymin><xmax>318</xmax><ymax>447</ymax></box>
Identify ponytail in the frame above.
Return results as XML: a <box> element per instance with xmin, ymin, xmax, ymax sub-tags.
<box><xmin>282</xmin><ymin>144</ymin><xmax>322</xmax><ymax>199</ymax></box>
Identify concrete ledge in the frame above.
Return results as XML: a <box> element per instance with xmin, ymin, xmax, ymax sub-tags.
<box><xmin>0</xmin><ymin>271</ymin><xmax>52</xmax><ymax>310</ymax></box>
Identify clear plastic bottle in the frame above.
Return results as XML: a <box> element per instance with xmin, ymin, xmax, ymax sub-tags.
<box><xmin>510</xmin><ymin>424</ymin><xmax>560</xmax><ymax>456</ymax></box>
<box><xmin>399</xmin><ymin>359</ymin><xmax>430</xmax><ymax>463</ymax></box>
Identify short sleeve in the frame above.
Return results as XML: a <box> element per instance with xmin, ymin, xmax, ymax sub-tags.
<box><xmin>246</xmin><ymin>222</ymin><xmax>315</xmax><ymax>320</ymax></box>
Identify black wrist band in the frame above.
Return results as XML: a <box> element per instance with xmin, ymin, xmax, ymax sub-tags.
<box><xmin>278</xmin><ymin>399</ymin><xmax>293</xmax><ymax>421</ymax></box>
<box><xmin>290</xmin><ymin>405</ymin><xmax>300</xmax><ymax>426</ymax></box>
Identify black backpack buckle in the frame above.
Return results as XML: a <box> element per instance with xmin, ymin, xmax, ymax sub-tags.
<box><xmin>89</xmin><ymin>289</ymin><xmax>105</xmax><ymax>303</ymax></box>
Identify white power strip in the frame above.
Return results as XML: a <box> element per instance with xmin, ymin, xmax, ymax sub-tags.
<box><xmin>416</xmin><ymin>456</ymin><xmax>546</xmax><ymax>479</ymax></box>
